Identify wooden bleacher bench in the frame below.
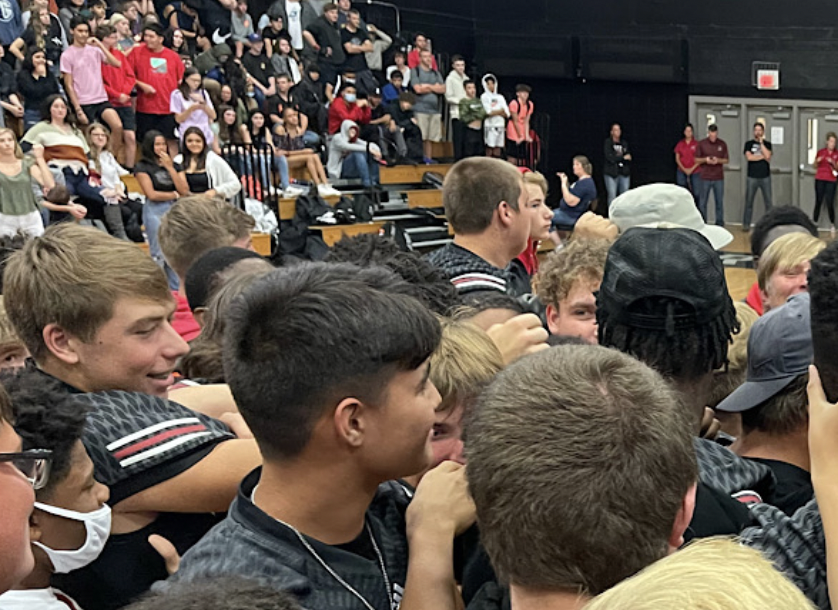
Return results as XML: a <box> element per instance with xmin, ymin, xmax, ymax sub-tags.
<box><xmin>313</xmin><ymin>222</ymin><xmax>385</xmax><ymax>247</ymax></box>
<box><xmin>404</xmin><ymin>189</ymin><xmax>443</xmax><ymax>209</ymax></box>
<box><xmin>380</xmin><ymin>163</ymin><xmax>453</xmax><ymax>185</ymax></box>
<box><xmin>135</xmin><ymin>231</ymin><xmax>273</xmax><ymax>256</ymax></box>
<box><xmin>279</xmin><ymin>194</ymin><xmax>340</xmax><ymax>221</ymax></box>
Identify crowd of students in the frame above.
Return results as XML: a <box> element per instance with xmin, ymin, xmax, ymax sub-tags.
<box><xmin>0</xmin><ymin>0</ymin><xmax>837</xmax><ymax>609</ymax></box>
<box><xmin>0</xmin><ymin>154</ymin><xmax>835</xmax><ymax>610</ymax></box>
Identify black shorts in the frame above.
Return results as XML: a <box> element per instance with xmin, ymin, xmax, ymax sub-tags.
<box><xmin>115</xmin><ymin>105</ymin><xmax>136</xmax><ymax>132</ymax></box>
<box><xmin>136</xmin><ymin>112</ymin><xmax>178</xmax><ymax>141</ymax></box>
<box><xmin>81</xmin><ymin>101</ymin><xmax>114</xmax><ymax>124</ymax></box>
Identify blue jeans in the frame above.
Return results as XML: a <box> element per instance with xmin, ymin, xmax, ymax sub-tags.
<box><xmin>604</xmin><ymin>174</ymin><xmax>630</xmax><ymax>207</ymax></box>
<box><xmin>743</xmin><ymin>176</ymin><xmax>773</xmax><ymax>228</ymax></box>
<box><xmin>23</xmin><ymin>108</ymin><xmax>40</xmax><ymax>132</ymax></box>
<box><xmin>676</xmin><ymin>170</ymin><xmax>700</xmax><ymax>203</ymax></box>
<box><xmin>698</xmin><ymin>179</ymin><xmax>725</xmax><ymax>226</ymax></box>
<box><xmin>552</xmin><ymin>207</ymin><xmax>581</xmax><ymax>229</ymax></box>
<box><xmin>341</xmin><ymin>151</ymin><xmax>379</xmax><ymax>187</ymax></box>
<box><xmin>303</xmin><ymin>130</ymin><xmax>321</xmax><ymax>148</ymax></box>
<box><xmin>143</xmin><ymin>200</ymin><xmax>179</xmax><ymax>290</ymax></box>
<box><xmin>62</xmin><ymin>167</ymin><xmax>106</xmax><ymax>218</ymax></box>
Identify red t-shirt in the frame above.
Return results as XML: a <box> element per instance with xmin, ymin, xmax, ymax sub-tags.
<box><xmin>327</xmin><ymin>97</ymin><xmax>371</xmax><ymax>134</ymax></box>
<box><xmin>674</xmin><ymin>138</ymin><xmax>698</xmax><ymax>169</ymax></box>
<box><xmin>745</xmin><ymin>282</ymin><xmax>764</xmax><ymax>316</ymax></box>
<box><xmin>815</xmin><ymin>147</ymin><xmax>838</xmax><ymax>182</ymax></box>
<box><xmin>128</xmin><ymin>45</ymin><xmax>185</xmax><ymax>115</ymax></box>
<box><xmin>407</xmin><ymin>49</ymin><xmax>438</xmax><ymax>71</ymax></box>
<box><xmin>172</xmin><ymin>291</ymin><xmax>201</xmax><ymax>342</ymax></box>
<box><xmin>696</xmin><ymin>137</ymin><xmax>728</xmax><ymax>181</ymax></box>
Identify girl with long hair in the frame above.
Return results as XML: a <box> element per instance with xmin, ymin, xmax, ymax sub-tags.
<box><xmin>0</xmin><ymin>128</ymin><xmax>85</xmax><ymax>236</ymax></box>
<box><xmin>171</xmin><ymin>66</ymin><xmax>217</xmax><ymax>149</ymax></box>
<box><xmin>134</xmin><ymin>129</ymin><xmax>189</xmax><ymax>289</ymax></box>
<box><xmin>22</xmin><ymin>95</ymin><xmax>128</xmax><ymax>237</ymax></box>
<box><xmin>17</xmin><ymin>49</ymin><xmax>60</xmax><ymax>131</ymax></box>
<box><xmin>276</xmin><ymin>106</ymin><xmax>337</xmax><ymax>195</ymax></box>
<box><xmin>177</xmin><ymin>125</ymin><xmax>241</xmax><ymax>201</ymax></box>
<box><xmin>248</xmin><ymin>109</ymin><xmax>290</xmax><ymax>192</ymax></box>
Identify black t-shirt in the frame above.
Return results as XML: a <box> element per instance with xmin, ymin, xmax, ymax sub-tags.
<box><xmin>135</xmin><ymin>159</ymin><xmax>183</xmax><ymax>193</ymax></box>
<box><xmin>340</xmin><ymin>26</ymin><xmax>370</xmax><ymax>73</ymax></box>
<box><xmin>267</xmin><ymin>91</ymin><xmax>295</xmax><ymax>120</ymax></box>
<box><xmin>262</xmin><ymin>25</ymin><xmax>291</xmax><ymax>55</ymax></box>
<box><xmin>242</xmin><ymin>52</ymin><xmax>274</xmax><ymax>88</ymax></box>
<box><xmin>748</xmin><ymin>457</ymin><xmax>813</xmax><ymax>516</ymax></box>
<box><xmin>305</xmin><ymin>16</ymin><xmax>345</xmax><ymax>66</ymax></box>
<box><xmin>744</xmin><ymin>139</ymin><xmax>772</xmax><ymax>179</ymax></box>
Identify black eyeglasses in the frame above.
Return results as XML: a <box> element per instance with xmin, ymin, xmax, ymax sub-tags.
<box><xmin>0</xmin><ymin>449</ymin><xmax>52</xmax><ymax>490</ymax></box>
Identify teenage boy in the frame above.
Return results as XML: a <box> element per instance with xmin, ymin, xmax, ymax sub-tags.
<box><xmin>718</xmin><ymin>293</ymin><xmax>814</xmax><ymax>515</ymax></box>
<box><xmin>534</xmin><ymin>238</ymin><xmax>610</xmax><ymax>344</ymax></box>
<box><xmin>0</xmin><ymin>373</ymin><xmax>110</xmax><ymax>610</ymax></box>
<box><xmin>303</xmin><ymin>3</ymin><xmax>344</xmax><ymax>89</ymax></box>
<box><xmin>158</xmin><ymin>195</ymin><xmax>256</xmax><ymax>342</ymax></box>
<box><xmin>229</xmin><ymin>0</ymin><xmax>254</xmax><ymax>58</ymax></box>
<box><xmin>410</xmin><ymin>49</ymin><xmax>445</xmax><ymax>164</ymax></box>
<box><xmin>61</xmin><ymin>17</ymin><xmax>124</xmax><ymax>143</ymax></box>
<box><xmin>480</xmin><ymin>74</ymin><xmax>509</xmax><ymax>158</ymax></box>
<box><xmin>0</xmin><ymin>387</ymin><xmax>43</xmax><ymax>595</ymax></box>
<box><xmin>387</xmin><ymin>91</ymin><xmax>423</xmax><ymax>163</ymax></box>
<box><xmin>445</xmin><ymin>55</ymin><xmax>467</xmax><ymax>160</ymax></box>
<box><xmin>328</xmin><ymin>81</ymin><xmax>370</xmax><ymax>134</ymax></box>
<box><xmin>458</xmin><ymin>79</ymin><xmax>485</xmax><ymax>159</ymax></box>
<box><xmin>466</xmin><ymin>345</ymin><xmax>698</xmax><ymax>608</ymax></box>
<box><xmin>128</xmin><ymin>23</ymin><xmax>185</xmax><ymax>156</ymax></box>
<box><xmin>3</xmin><ymin>224</ymin><xmax>261</xmax><ymax>610</ymax></box>
<box><xmin>426</xmin><ymin>157</ymin><xmax>535</xmax><ymax>297</ymax></box>
<box><xmin>98</xmin><ymin>23</ymin><xmax>137</xmax><ymax>169</ymax></box>
<box><xmin>341</xmin><ymin>9</ymin><xmax>374</xmax><ymax>95</ymax></box>
<box><xmin>172</xmin><ymin>263</ymin><xmax>476</xmax><ymax>610</ymax></box>
<box><xmin>241</xmin><ymin>33</ymin><xmax>276</xmax><ymax>109</ymax></box>
<box><xmin>382</xmin><ymin>69</ymin><xmax>405</xmax><ymax>105</ymax></box>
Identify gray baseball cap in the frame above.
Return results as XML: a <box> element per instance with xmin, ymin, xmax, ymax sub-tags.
<box><xmin>716</xmin><ymin>292</ymin><xmax>812</xmax><ymax>413</ymax></box>
<box><xmin>610</xmin><ymin>183</ymin><xmax>733</xmax><ymax>250</ymax></box>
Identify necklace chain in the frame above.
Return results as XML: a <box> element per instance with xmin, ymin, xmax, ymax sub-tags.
<box><xmin>251</xmin><ymin>486</ymin><xmax>394</xmax><ymax>610</ymax></box>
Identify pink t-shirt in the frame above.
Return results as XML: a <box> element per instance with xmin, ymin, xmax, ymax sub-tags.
<box><xmin>60</xmin><ymin>45</ymin><xmax>107</xmax><ymax>105</ymax></box>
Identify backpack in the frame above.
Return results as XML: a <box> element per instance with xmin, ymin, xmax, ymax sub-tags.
<box><xmin>277</xmin><ymin>187</ymin><xmax>332</xmax><ymax>261</ymax></box>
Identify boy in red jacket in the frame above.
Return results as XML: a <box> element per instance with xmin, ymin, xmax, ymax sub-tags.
<box><xmin>98</xmin><ymin>23</ymin><xmax>137</xmax><ymax>168</ymax></box>
<box><xmin>327</xmin><ymin>82</ymin><xmax>370</xmax><ymax>134</ymax></box>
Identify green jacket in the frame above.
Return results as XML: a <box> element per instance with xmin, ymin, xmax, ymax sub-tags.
<box><xmin>459</xmin><ymin>97</ymin><xmax>486</xmax><ymax>124</ymax></box>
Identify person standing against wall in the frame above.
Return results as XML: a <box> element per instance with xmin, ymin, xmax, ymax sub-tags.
<box><xmin>603</xmin><ymin>122</ymin><xmax>631</xmax><ymax>207</ymax></box>
<box><xmin>674</xmin><ymin>123</ymin><xmax>699</xmax><ymax>203</ymax></box>
<box><xmin>743</xmin><ymin>122</ymin><xmax>773</xmax><ymax>231</ymax></box>
<box><xmin>445</xmin><ymin>55</ymin><xmax>467</xmax><ymax>161</ymax></box>
<box><xmin>695</xmin><ymin>124</ymin><xmax>729</xmax><ymax>227</ymax></box>
<box><xmin>814</xmin><ymin>131</ymin><xmax>838</xmax><ymax>237</ymax></box>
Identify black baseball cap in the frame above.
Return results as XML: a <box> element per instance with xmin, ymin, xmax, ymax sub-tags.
<box><xmin>598</xmin><ymin>227</ymin><xmax>733</xmax><ymax>331</ymax></box>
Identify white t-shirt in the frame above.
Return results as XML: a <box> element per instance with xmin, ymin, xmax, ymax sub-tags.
<box><xmin>0</xmin><ymin>587</ymin><xmax>84</xmax><ymax>610</ymax></box>
<box><xmin>286</xmin><ymin>0</ymin><xmax>303</xmax><ymax>50</ymax></box>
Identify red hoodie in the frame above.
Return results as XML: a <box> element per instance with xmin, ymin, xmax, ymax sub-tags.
<box><xmin>328</xmin><ymin>97</ymin><xmax>371</xmax><ymax>134</ymax></box>
<box><xmin>102</xmin><ymin>47</ymin><xmax>135</xmax><ymax>108</ymax></box>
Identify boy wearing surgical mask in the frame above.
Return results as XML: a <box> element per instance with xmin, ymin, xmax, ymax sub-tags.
<box><xmin>0</xmin><ymin>377</ymin><xmax>110</xmax><ymax>610</ymax></box>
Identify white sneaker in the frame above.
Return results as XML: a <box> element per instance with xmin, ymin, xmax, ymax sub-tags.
<box><xmin>282</xmin><ymin>188</ymin><xmax>303</xmax><ymax>198</ymax></box>
<box><xmin>318</xmin><ymin>184</ymin><xmax>341</xmax><ymax>197</ymax></box>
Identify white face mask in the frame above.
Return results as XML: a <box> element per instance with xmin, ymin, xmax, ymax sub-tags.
<box><xmin>32</xmin><ymin>503</ymin><xmax>111</xmax><ymax>573</ymax></box>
